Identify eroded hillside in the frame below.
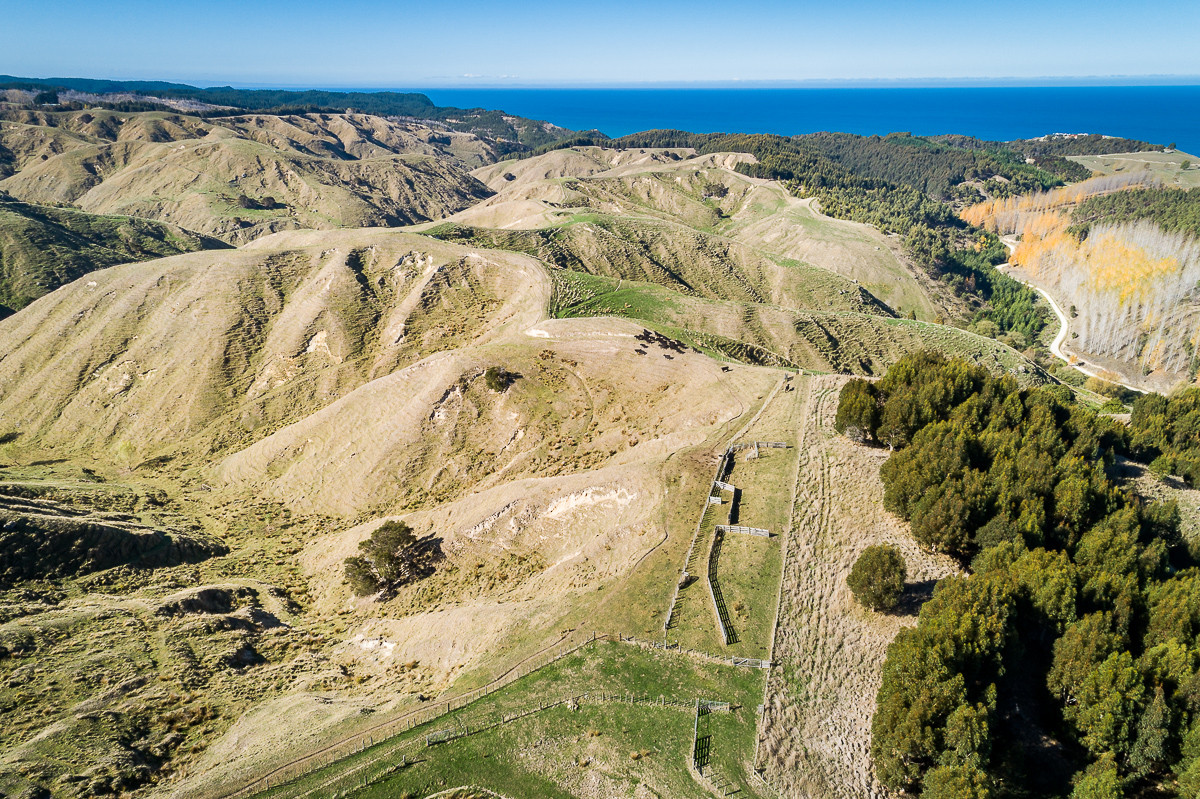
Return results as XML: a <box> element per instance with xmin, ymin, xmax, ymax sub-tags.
<box><xmin>0</xmin><ymin>139</ymin><xmax>1054</xmax><ymax>799</ymax></box>
<box><xmin>0</xmin><ymin>111</ymin><xmax>497</xmax><ymax>245</ymax></box>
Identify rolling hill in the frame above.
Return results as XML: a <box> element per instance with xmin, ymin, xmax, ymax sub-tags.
<box><xmin>0</xmin><ymin>198</ymin><xmax>227</xmax><ymax>313</ymax></box>
<box><xmin>0</xmin><ymin>111</ymin><xmax>497</xmax><ymax>244</ymax></box>
<box><xmin>0</xmin><ymin>138</ymin><xmax>1058</xmax><ymax>799</ymax></box>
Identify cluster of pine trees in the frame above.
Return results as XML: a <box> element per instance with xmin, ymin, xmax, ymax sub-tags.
<box><xmin>1010</xmin><ymin>134</ymin><xmax>1164</xmax><ymax>158</ymax></box>
<box><xmin>1073</xmin><ymin>187</ymin><xmax>1200</xmax><ymax>240</ymax></box>
<box><xmin>801</xmin><ymin>131</ymin><xmax>1072</xmax><ymax>198</ymax></box>
<box><xmin>836</xmin><ymin>352</ymin><xmax>1198</xmax><ymax>798</ymax></box>
<box><xmin>1131</xmin><ymin>389</ymin><xmax>1200</xmax><ymax>486</ymax></box>
<box><xmin>935</xmin><ymin>132</ymin><xmax>1161</xmax><ymax>166</ymax></box>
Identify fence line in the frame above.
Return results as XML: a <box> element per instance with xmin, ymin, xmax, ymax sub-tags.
<box><xmin>664</xmin><ymin>377</ymin><xmax>787</xmax><ymax>633</ymax></box>
<box><xmin>247</xmin><ymin>685</ymin><xmax>730</xmax><ymax>798</ymax></box>
<box><xmin>726</xmin><ymin>441</ymin><xmax>789</xmax><ymax>451</ymax></box>
<box><xmin>613</xmin><ymin>634</ymin><xmax>770</xmax><ymax>669</ymax></box>
<box><xmin>192</xmin><ymin>629</ymin><xmax>602</xmax><ymax>799</ymax></box>
<box><xmin>211</xmin><ymin>380</ymin><xmax>795</xmax><ymax>798</ymax></box>
<box><xmin>190</xmin><ymin>630</ymin><xmax>757</xmax><ymax>799</ymax></box>
<box><xmin>707</xmin><ymin>526</ymin><xmax>737</xmax><ymax>646</ymax></box>
<box><xmin>664</xmin><ymin>448</ymin><xmax>733</xmax><ymax>631</ymax></box>
<box><xmin>715</xmin><ymin>524</ymin><xmax>770</xmax><ymax>537</ymax></box>
<box><xmin>691</xmin><ymin>699</ymin><xmax>710</xmax><ymax>770</ymax></box>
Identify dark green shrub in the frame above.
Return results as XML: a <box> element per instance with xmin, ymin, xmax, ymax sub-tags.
<box><xmin>344</xmin><ymin>520</ymin><xmax>438</xmax><ymax>597</ymax></box>
<box><xmin>834</xmin><ymin>378</ymin><xmax>880</xmax><ymax>443</ymax></box>
<box><xmin>483</xmin><ymin>366</ymin><xmax>516</xmax><ymax>392</ymax></box>
<box><xmin>847</xmin><ymin>545</ymin><xmax>906</xmax><ymax>611</ymax></box>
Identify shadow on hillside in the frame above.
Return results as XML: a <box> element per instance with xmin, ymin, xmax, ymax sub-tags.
<box><xmin>893</xmin><ymin>579</ymin><xmax>939</xmax><ymax>616</ymax></box>
<box><xmin>377</xmin><ymin>536</ymin><xmax>446</xmax><ymax>602</ymax></box>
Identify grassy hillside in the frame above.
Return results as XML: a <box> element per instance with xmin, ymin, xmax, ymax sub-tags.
<box><xmin>0</xmin><ymin>140</ymin><xmax>1065</xmax><ymax>799</ymax></box>
<box><xmin>446</xmin><ymin>146</ymin><xmax>953</xmax><ymax>320</ymax></box>
<box><xmin>0</xmin><ymin>112</ymin><xmax>497</xmax><ymax>245</ymax></box>
<box><xmin>549</xmin><ymin>269</ymin><xmax>1043</xmax><ymax>379</ymax></box>
<box><xmin>0</xmin><ymin>198</ymin><xmax>227</xmax><ymax>312</ymax></box>
<box><xmin>425</xmin><ymin>146</ymin><xmax>1044</xmax><ymax>382</ymax></box>
<box><xmin>0</xmin><ymin>75</ymin><xmax>577</xmax><ymax>148</ymax></box>
<box><xmin>1069</xmin><ymin>149</ymin><xmax>1200</xmax><ymax>189</ymax></box>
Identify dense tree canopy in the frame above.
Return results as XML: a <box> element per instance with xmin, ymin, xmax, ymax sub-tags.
<box><xmin>1072</xmin><ymin>187</ymin><xmax>1200</xmax><ymax>241</ymax></box>
<box><xmin>1130</xmin><ymin>388</ymin><xmax>1200</xmax><ymax>486</ymax></box>
<box><xmin>838</xmin><ymin>352</ymin><xmax>1194</xmax><ymax>797</ymax></box>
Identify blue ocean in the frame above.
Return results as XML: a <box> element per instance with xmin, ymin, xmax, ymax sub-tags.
<box><xmin>422</xmin><ymin>86</ymin><xmax>1200</xmax><ymax>154</ymax></box>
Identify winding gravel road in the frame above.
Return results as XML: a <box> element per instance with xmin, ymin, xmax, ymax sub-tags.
<box><xmin>998</xmin><ymin>238</ymin><xmax>1145</xmax><ymax>394</ymax></box>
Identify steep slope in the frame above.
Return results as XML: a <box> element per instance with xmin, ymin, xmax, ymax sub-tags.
<box><xmin>436</xmin><ymin>147</ymin><xmax>956</xmax><ymax>322</ymax></box>
<box><xmin>0</xmin><ymin>199</ymin><xmax>227</xmax><ymax>312</ymax></box>
<box><xmin>964</xmin><ymin>174</ymin><xmax>1200</xmax><ymax>390</ymax></box>
<box><xmin>549</xmin><ymin>270</ymin><xmax>1046</xmax><ymax>379</ymax></box>
<box><xmin>0</xmin><ymin>111</ymin><xmax>497</xmax><ymax>244</ymax></box>
<box><xmin>0</xmin><ymin>229</ymin><xmax>543</xmax><ymax>463</ymax></box>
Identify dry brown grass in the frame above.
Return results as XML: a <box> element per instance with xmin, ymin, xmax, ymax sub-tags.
<box><xmin>0</xmin><ymin>112</ymin><xmax>496</xmax><ymax>244</ymax></box>
<box><xmin>759</xmin><ymin>376</ymin><xmax>959</xmax><ymax>798</ymax></box>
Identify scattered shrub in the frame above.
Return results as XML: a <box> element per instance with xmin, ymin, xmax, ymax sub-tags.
<box><xmin>483</xmin><ymin>367</ymin><xmax>517</xmax><ymax>393</ymax></box>
<box><xmin>343</xmin><ymin>520</ymin><xmax>440</xmax><ymax>597</ymax></box>
<box><xmin>847</xmin><ymin>545</ymin><xmax>906</xmax><ymax>611</ymax></box>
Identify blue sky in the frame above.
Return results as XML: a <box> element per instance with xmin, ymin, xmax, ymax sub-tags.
<box><xmin>4</xmin><ymin>0</ymin><xmax>1199</xmax><ymax>87</ymax></box>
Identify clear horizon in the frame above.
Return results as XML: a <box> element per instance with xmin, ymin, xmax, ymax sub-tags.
<box><xmin>4</xmin><ymin>0</ymin><xmax>1199</xmax><ymax>87</ymax></box>
<box><xmin>198</xmin><ymin>76</ymin><xmax>1200</xmax><ymax>91</ymax></box>
<box><xmin>6</xmin><ymin>74</ymin><xmax>1200</xmax><ymax>93</ymax></box>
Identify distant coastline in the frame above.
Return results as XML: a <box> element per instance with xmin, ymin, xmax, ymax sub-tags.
<box><xmin>416</xmin><ymin>86</ymin><xmax>1200</xmax><ymax>153</ymax></box>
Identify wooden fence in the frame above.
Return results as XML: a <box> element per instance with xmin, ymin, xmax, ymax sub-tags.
<box><xmin>707</xmin><ymin>526</ymin><xmax>737</xmax><ymax>646</ymax></box>
<box><xmin>731</xmin><ymin>656</ymin><xmax>771</xmax><ymax>669</ymax></box>
<box><xmin>185</xmin><ymin>629</ymin><xmax>764</xmax><ymax>799</ymax></box>
<box><xmin>614</xmin><ymin>634</ymin><xmax>770</xmax><ymax>669</ymax></box>
<box><xmin>665</xmin><ymin>448</ymin><xmax>734</xmax><ymax>631</ymax></box>
<box><xmin>191</xmin><ymin>630</ymin><xmax>602</xmax><ymax>799</ymax></box>
<box><xmin>726</xmin><ymin>441</ymin><xmax>789</xmax><ymax>451</ymax></box>
<box><xmin>715</xmin><ymin>524</ymin><xmax>770</xmax><ymax>537</ymax></box>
